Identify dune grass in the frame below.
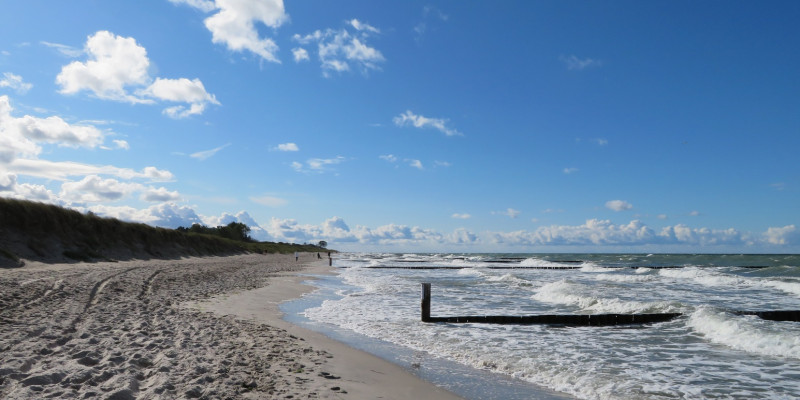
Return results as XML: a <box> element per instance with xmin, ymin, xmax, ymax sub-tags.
<box><xmin>0</xmin><ymin>197</ymin><xmax>329</xmax><ymax>263</ymax></box>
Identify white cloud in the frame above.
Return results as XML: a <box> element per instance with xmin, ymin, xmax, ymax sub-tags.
<box><xmin>59</xmin><ymin>175</ymin><xmax>142</xmax><ymax>203</ymax></box>
<box><xmin>7</xmin><ymin>159</ymin><xmax>172</xmax><ymax>182</ymax></box>
<box><xmin>595</xmin><ymin>138</ymin><xmax>608</xmax><ymax>146</ymax></box>
<box><xmin>112</xmin><ymin>139</ymin><xmax>130</xmax><ymax>150</ymax></box>
<box><xmin>393</xmin><ymin>110</ymin><xmax>462</xmax><ymax>136</ymax></box>
<box><xmin>190</xmin><ymin>143</ymin><xmax>231</xmax><ymax>161</ymax></box>
<box><xmin>563</xmin><ymin>167</ymin><xmax>579</xmax><ymax>174</ymax></box>
<box><xmin>0</xmin><ymin>95</ymin><xmax>106</xmax><ymax>163</ymax></box>
<box><xmin>190</xmin><ymin>0</ymin><xmax>288</xmax><ymax>63</ymax></box>
<box><xmin>40</xmin><ymin>41</ymin><xmax>84</xmax><ymax>57</ymax></box>
<box><xmin>0</xmin><ymin>72</ymin><xmax>32</xmax><ymax>94</ymax></box>
<box><xmin>658</xmin><ymin>214</ymin><xmax>668</xmax><ymax>220</ymax></box>
<box><xmin>452</xmin><ymin>213</ymin><xmax>471</xmax><ymax>219</ymax></box>
<box><xmin>56</xmin><ymin>31</ymin><xmax>218</xmax><ymax>116</ymax></box>
<box><xmin>0</xmin><ymin>173</ymin><xmax>58</xmax><ymax>203</ymax></box>
<box><xmin>489</xmin><ymin>219</ymin><xmax>798</xmax><ymax>248</ymax></box>
<box><xmin>561</xmin><ymin>55</ymin><xmax>603</xmax><ymax>71</ymax></box>
<box><xmin>449</xmin><ymin>228</ymin><xmax>479</xmax><ymax>245</ymax></box>
<box><xmin>292</xmin><ymin>47</ymin><xmax>309</xmax><ymax>62</ymax></box>
<box><xmin>275</xmin><ymin>142</ymin><xmax>299</xmax><ymax>152</ymax></box>
<box><xmin>250</xmin><ymin>195</ymin><xmax>287</xmax><ymax>207</ymax></box>
<box><xmin>689</xmin><ymin>210</ymin><xmax>701</xmax><ymax>216</ymax></box>
<box><xmin>379</xmin><ymin>154</ymin><xmax>397</xmax><ymax>163</ymax></box>
<box><xmin>349</xmin><ymin>19</ymin><xmax>380</xmax><ymax>34</ymax></box>
<box><xmin>764</xmin><ymin>225</ymin><xmax>798</xmax><ymax>245</ymax></box>
<box><xmin>293</xmin><ymin>20</ymin><xmax>385</xmax><ymax>76</ymax></box>
<box><xmin>434</xmin><ymin>160</ymin><xmax>451</xmax><ymax>168</ymax></box>
<box><xmin>139</xmin><ymin>78</ymin><xmax>219</xmax><ymax>119</ymax></box>
<box><xmin>407</xmin><ymin>159</ymin><xmax>423</xmax><ymax>170</ymax></box>
<box><xmin>141</xmin><ymin>187</ymin><xmax>181</xmax><ymax>202</ymax></box>
<box><xmin>606</xmin><ymin>200</ymin><xmax>633</xmax><ymax>212</ymax></box>
<box><xmin>142</xmin><ymin>166</ymin><xmax>175</xmax><ymax>182</ymax></box>
<box><xmin>292</xmin><ymin>156</ymin><xmax>346</xmax><ymax>173</ymax></box>
<box><xmin>57</xmin><ymin>31</ymin><xmax>152</xmax><ymax>103</ymax></box>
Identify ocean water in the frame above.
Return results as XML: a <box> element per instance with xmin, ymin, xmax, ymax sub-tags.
<box><xmin>301</xmin><ymin>253</ymin><xmax>800</xmax><ymax>399</ymax></box>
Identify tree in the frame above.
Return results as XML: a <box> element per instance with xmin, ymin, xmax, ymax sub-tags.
<box><xmin>318</xmin><ymin>240</ymin><xmax>328</xmax><ymax>248</ymax></box>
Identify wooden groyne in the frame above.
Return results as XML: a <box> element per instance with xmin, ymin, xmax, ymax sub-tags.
<box><xmin>420</xmin><ymin>283</ymin><xmax>800</xmax><ymax>326</ymax></box>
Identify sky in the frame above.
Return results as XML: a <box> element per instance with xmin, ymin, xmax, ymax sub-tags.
<box><xmin>1</xmin><ymin>0</ymin><xmax>798</xmax><ymax>253</ymax></box>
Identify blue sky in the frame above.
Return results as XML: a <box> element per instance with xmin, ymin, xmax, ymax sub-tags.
<box><xmin>1</xmin><ymin>0</ymin><xmax>798</xmax><ymax>252</ymax></box>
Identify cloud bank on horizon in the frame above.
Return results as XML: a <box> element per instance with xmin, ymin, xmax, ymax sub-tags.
<box><xmin>1</xmin><ymin>0</ymin><xmax>798</xmax><ymax>252</ymax></box>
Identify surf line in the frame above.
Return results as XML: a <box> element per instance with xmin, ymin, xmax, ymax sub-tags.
<box><xmin>419</xmin><ymin>283</ymin><xmax>800</xmax><ymax>326</ymax></box>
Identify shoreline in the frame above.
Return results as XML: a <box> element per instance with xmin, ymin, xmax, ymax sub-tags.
<box><xmin>192</xmin><ymin>255</ymin><xmax>464</xmax><ymax>399</ymax></box>
<box><xmin>196</xmin><ymin>254</ymin><xmax>575</xmax><ymax>400</ymax></box>
<box><xmin>1</xmin><ymin>252</ymin><xmax>574</xmax><ymax>399</ymax></box>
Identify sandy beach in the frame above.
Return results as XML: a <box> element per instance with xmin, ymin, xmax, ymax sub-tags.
<box><xmin>0</xmin><ymin>253</ymin><xmax>461</xmax><ymax>399</ymax></box>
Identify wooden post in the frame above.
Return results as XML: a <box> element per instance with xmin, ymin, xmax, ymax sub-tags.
<box><xmin>328</xmin><ymin>256</ymin><xmax>332</xmax><ymax>266</ymax></box>
<box><xmin>421</xmin><ymin>283</ymin><xmax>431</xmax><ymax>322</ymax></box>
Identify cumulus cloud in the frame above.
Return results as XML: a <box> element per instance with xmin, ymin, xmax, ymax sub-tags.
<box><xmin>393</xmin><ymin>110</ymin><xmax>462</xmax><ymax>136</ymax></box>
<box><xmin>561</xmin><ymin>55</ymin><xmax>603</xmax><ymax>71</ymax></box>
<box><xmin>112</xmin><ymin>139</ymin><xmax>130</xmax><ymax>150</ymax></box>
<box><xmin>274</xmin><ymin>142</ymin><xmax>299</xmax><ymax>152</ymax></box>
<box><xmin>172</xmin><ymin>0</ymin><xmax>287</xmax><ymax>62</ymax></box>
<box><xmin>140</xmin><ymin>78</ymin><xmax>220</xmax><ymax>119</ymax></box>
<box><xmin>200</xmin><ymin>210</ymin><xmax>270</xmax><ymax>240</ymax></box>
<box><xmin>449</xmin><ymin>228</ymin><xmax>479</xmax><ymax>245</ymax></box>
<box><xmin>292</xmin><ymin>48</ymin><xmax>309</xmax><ymax>62</ymax></box>
<box><xmin>59</xmin><ymin>175</ymin><xmax>141</xmax><ymax>203</ymax></box>
<box><xmin>141</xmin><ymin>187</ymin><xmax>181</xmax><ymax>202</ymax></box>
<box><xmin>293</xmin><ymin>19</ymin><xmax>385</xmax><ymax>76</ymax></box>
<box><xmin>379</xmin><ymin>154</ymin><xmax>397</xmax><ymax>163</ymax></box>
<box><xmin>0</xmin><ymin>95</ymin><xmax>107</xmax><ymax>164</ymax></box>
<box><xmin>57</xmin><ymin>31</ymin><xmax>152</xmax><ymax>103</ymax></box>
<box><xmin>0</xmin><ymin>72</ymin><xmax>32</xmax><ymax>94</ymax></box>
<box><xmin>763</xmin><ymin>225</ymin><xmax>798</xmax><ymax>245</ymax></box>
<box><xmin>606</xmin><ymin>200</ymin><xmax>633</xmax><ymax>211</ymax></box>
<box><xmin>452</xmin><ymin>213</ymin><xmax>471</xmax><ymax>219</ymax></box>
<box><xmin>56</xmin><ymin>31</ymin><xmax>218</xmax><ymax>117</ymax></box>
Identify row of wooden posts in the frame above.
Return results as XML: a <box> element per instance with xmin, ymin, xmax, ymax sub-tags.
<box><xmin>420</xmin><ymin>283</ymin><xmax>800</xmax><ymax>326</ymax></box>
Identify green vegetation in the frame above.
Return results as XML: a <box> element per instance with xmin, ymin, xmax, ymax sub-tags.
<box><xmin>0</xmin><ymin>197</ymin><xmax>331</xmax><ymax>264</ymax></box>
<box><xmin>176</xmin><ymin>222</ymin><xmax>253</xmax><ymax>242</ymax></box>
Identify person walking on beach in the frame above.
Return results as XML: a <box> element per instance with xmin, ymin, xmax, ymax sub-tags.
<box><xmin>294</xmin><ymin>251</ymin><xmax>298</xmax><ymax>262</ymax></box>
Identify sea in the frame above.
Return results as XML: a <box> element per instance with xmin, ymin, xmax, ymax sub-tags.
<box><xmin>283</xmin><ymin>253</ymin><xmax>800</xmax><ymax>400</ymax></box>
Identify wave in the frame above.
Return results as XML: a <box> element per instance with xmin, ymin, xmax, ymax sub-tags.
<box><xmin>520</xmin><ymin>257</ymin><xmax>586</xmax><ymax>269</ymax></box>
<box><xmin>688</xmin><ymin>306</ymin><xmax>800</xmax><ymax>359</ymax></box>
<box><xmin>532</xmin><ymin>280</ymin><xmax>681</xmax><ymax>314</ymax></box>
<box><xmin>660</xmin><ymin>267</ymin><xmax>800</xmax><ymax>298</ymax></box>
<box><xmin>593</xmin><ymin>273</ymin><xmax>656</xmax><ymax>283</ymax></box>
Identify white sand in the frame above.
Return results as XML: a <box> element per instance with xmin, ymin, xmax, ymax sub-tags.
<box><xmin>0</xmin><ymin>253</ymin><xmax>461</xmax><ymax>399</ymax></box>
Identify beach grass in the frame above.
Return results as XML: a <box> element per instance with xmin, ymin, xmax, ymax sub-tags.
<box><xmin>0</xmin><ymin>197</ymin><xmax>329</xmax><ymax>264</ymax></box>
